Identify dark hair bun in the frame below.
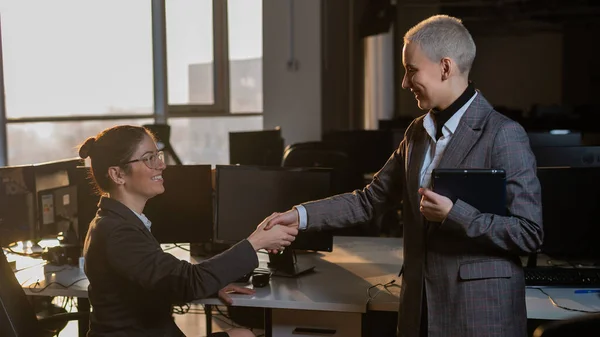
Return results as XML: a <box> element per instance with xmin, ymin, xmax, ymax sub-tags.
<box><xmin>78</xmin><ymin>137</ymin><xmax>97</xmax><ymax>159</ymax></box>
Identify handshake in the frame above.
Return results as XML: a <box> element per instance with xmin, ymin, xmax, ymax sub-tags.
<box><xmin>247</xmin><ymin>208</ymin><xmax>300</xmax><ymax>253</ymax></box>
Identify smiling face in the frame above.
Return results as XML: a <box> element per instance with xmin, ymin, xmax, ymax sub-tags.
<box><xmin>121</xmin><ymin>133</ymin><xmax>166</xmax><ymax>201</ymax></box>
<box><xmin>401</xmin><ymin>41</ymin><xmax>446</xmax><ymax>111</ymax></box>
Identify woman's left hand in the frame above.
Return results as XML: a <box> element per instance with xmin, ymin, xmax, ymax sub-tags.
<box><xmin>218</xmin><ymin>284</ymin><xmax>256</xmax><ymax>305</ymax></box>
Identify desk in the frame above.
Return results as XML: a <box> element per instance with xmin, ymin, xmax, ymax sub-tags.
<box><xmin>14</xmin><ymin>237</ymin><xmax>600</xmax><ymax>337</ymax></box>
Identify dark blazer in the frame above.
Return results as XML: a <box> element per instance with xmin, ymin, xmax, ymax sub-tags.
<box><xmin>83</xmin><ymin>197</ymin><xmax>258</xmax><ymax>337</ymax></box>
<box><xmin>302</xmin><ymin>93</ymin><xmax>543</xmax><ymax>337</ymax></box>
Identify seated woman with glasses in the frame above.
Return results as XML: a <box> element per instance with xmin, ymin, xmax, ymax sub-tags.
<box><xmin>78</xmin><ymin>125</ymin><xmax>297</xmax><ymax>337</ymax></box>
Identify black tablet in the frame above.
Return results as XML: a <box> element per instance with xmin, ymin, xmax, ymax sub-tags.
<box><xmin>432</xmin><ymin>168</ymin><xmax>507</xmax><ymax>216</ymax></box>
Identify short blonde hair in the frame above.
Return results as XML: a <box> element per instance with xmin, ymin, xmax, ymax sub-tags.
<box><xmin>404</xmin><ymin>15</ymin><xmax>476</xmax><ymax>74</ymax></box>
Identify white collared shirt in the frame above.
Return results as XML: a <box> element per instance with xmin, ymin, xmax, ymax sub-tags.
<box><xmin>131</xmin><ymin>210</ymin><xmax>152</xmax><ymax>232</ymax></box>
<box><xmin>419</xmin><ymin>92</ymin><xmax>478</xmax><ymax>188</ymax></box>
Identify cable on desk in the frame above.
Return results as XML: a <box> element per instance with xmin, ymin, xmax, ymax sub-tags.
<box><xmin>367</xmin><ymin>279</ymin><xmax>399</xmax><ymax>303</ymax></box>
<box><xmin>162</xmin><ymin>243</ymin><xmax>189</xmax><ymax>251</ymax></box>
<box><xmin>534</xmin><ymin>287</ymin><xmax>600</xmax><ymax>314</ymax></box>
<box><xmin>5</xmin><ymin>245</ymin><xmax>42</xmax><ymax>258</ymax></box>
<box><xmin>27</xmin><ymin>277</ymin><xmax>87</xmax><ymax>294</ymax></box>
<box><xmin>174</xmin><ymin>243</ymin><xmax>190</xmax><ymax>252</ymax></box>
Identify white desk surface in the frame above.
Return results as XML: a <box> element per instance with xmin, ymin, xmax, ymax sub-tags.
<box><xmin>12</xmin><ymin>236</ymin><xmax>600</xmax><ymax>319</ymax></box>
<box><xmin>194</xmin><ymin>237</ymin><xmax>403</xmax><ymax>313</ymax></box>
<box><xmin>11</xmin><ymin>254</ymin><xmax>89</xmax><ymax>298</ymax></box>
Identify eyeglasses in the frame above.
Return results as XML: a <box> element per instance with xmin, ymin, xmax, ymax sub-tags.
<box><xmin>121</xmin><ymin>151</ymin><xmax>165</xmax><ymax>169</ymax></box>
<box><xmin>367</xmin><ymin>279</ymin><xmax>399</xmax><ymax>302</ymax></box>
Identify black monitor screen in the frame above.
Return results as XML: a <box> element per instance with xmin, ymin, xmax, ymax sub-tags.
<box><xmin>229</xmin><ymin>129</ymin><xmax>284</xmax><ymax>166</ymax></box>
<box><xmin>72</xmin><ymin>167</ymin><xmax>100</xmax><ymax>245</ymax></box>
<box><xmin>0</xmin><ymin>193</ymin><xmax>35</xmax><ymax>247</ymax></box>
<box><xmin>537</xmin><ymin>167</ymin><xmax>600</xmax><ymax>261</ymax></box>
<box><xmin>38</xmin><ymin>185</ymin><xmax>78</xmax><ymax>238</ymax></box>
<box><xmin>144</xmin><ymin>165</ymin><xmax>213</xmax><ymax>244</ymax></box>
<box><xmin>0</xmin><ymin>165</ymin><xmax>36</xmax><ymax>246</ymax></box>
<box><xmin>215</xmin><ymin>165</ymin><xmax>333</xmax><ymax>251</ymax></box>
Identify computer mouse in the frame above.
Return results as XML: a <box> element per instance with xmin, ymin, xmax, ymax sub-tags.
<box><xmin>251</xmin><ymin>273</ymin><xmax>270</xmax><ymax>288</ymax></box>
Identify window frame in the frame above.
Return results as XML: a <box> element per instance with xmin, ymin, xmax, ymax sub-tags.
<box><xmin>168</xmin><ymin>0</ymin><xmax>230</xmax><ymax>117</ymax></box>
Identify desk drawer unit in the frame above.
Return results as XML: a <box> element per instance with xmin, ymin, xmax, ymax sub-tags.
<box><xmin>272</xmin><ymin>309</ymin><xmax>361</xmax><ymax>337</ymax></box>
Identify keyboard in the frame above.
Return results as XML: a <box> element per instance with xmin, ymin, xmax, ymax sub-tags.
<box><xmin>524</xmin><ymin>267</ymin><xmax>600</xmax><ymax>287</ymax></box>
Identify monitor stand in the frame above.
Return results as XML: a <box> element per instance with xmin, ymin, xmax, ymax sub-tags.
<box><xmin>267</xmin><ymin>249</ymin><xmax>315</xmax><ymax>277</ymax></box>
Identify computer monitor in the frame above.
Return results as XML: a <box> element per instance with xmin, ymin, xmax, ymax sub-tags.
<box><xmin>527</xmin><ymin>131</ymin><xmax>582</xmax><ymax>148</ymax></box>
<box><xmin>37</xmin><ymin>185</ymin><xmax>78</xmax><ymax>239</ymax></box>
<box><xmin>0</xmin><ymin>159</ymin><xmax>82</xmax><ymax>247</ymax></box>
<box><xmin>31</xmin><ymin>158</ymin><xmax>83</xmax><ymax>239</ymax></box>
<box><xmin>0</xmin><ymin>164</ymin><xmax>35</xmax><ymax>246</ymax></box>
<box><xmin>144</xmin><ymin>165</ymin><xmax>213</xmax><ymax>244</ymax></box>
<box><xmin>229</xmin><ymin>129</ymin><xmax>284</xmax><ymax>166</ymax></box>
<box><xmin>214</xmin><ymin>165</ymin><xmax>334</xmax><ymax>277</ymax></box>
<box><xmin>537</xmin><ymin>167</ymin><xmax>600</xmax><ymax>261</ymax></box>
<box><xmin>532</xmin><ymin>146</ymin><xmax>600</xmax><ymax>168</ymax></box>
<box><xmin>72</xmin><ymin>167</ymin><xmax>100</xmax><ymax>246</ymax></box>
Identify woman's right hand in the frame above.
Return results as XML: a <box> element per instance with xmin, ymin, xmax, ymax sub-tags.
<box><xmin>247</xmin><ymin>213</ymin><xmax>298</xmax><ymax>251</ymax></box>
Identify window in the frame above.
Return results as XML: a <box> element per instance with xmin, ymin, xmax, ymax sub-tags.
<box><xmin>228</xmin><ymin>0</ymin><xmax>263</xmax><ymax>113</ymax></box>
<box><xmin>0</xmin><ymin>0</ymin><xmax>153</xmax><ymax>118</ymax></box>
<box><xmin>165</xmin><ymin>0</ymin><xmax>214</xmax><ymax>106</ymax></box>
<box><xmin>165</xmin><ymin>0</ymin><xmax>263</xmax><ymax>113</ymax></box>
<box><xmin>169</xmin><ymin>116</ymin><xmax>262</xmax><ymax>165</ymax></box>
<box><xmin>7</xmin><ymin>120</ymin><xmax>153</xmax><ymax>166</ymax></box>
<box><xmin>1</xmin><ymin>1</ymin><xmax>264</xmax><ymax>166</ymax></box>
<box><xmin>164</xmin><ymin>0</ymin><xmax>264</xmax><ymax>165</ymax></box>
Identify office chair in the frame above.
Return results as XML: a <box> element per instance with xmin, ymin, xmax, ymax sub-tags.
<box><xmin>282</xmin><ymin>141</ymin><xmax>402</xmax><ymax>238</ymax></box>
<box><xmin>229</xmin><ymin>129</ymin><xmax>284</xmax><ymax>167</ymax></box>
<box><xmin>533</xmin><ymin>314</ymin><xmax>600</xmax><ymax>337</ymax></box>
<box><xmin>0</xmin><ymin>251</ymin><xmax>89</xmax><ymax>337</ymax></box>
<box><xmin>282</xmin><ymin>141</ymin><xmax>363</xmax><ymax>194</ymax></box>
<box><xmin>322</xmin><ymin>130</ymin><xmax>395</xmax><ymax>175</ymax></box>
<box><xmin>282</xmin><ymin>142</ymin><xmax>383</xmax><ymax>236</ymax></box>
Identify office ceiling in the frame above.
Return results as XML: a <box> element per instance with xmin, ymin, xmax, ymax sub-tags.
<box><xmin>400</xmin><ymin>0</ymin><xmax>600</xmax><ymax>34</ymax></box>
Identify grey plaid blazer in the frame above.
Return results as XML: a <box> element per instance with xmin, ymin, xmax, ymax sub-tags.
<box><xmin>302</xmin><ymin>93</ymin><xmax>543</xmax><ymax>337</ymax></box>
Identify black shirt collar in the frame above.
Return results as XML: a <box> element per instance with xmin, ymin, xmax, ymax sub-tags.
<box><xmin>432</xmin><ymin>81</ymin><xmax>476</xmax><ymax>139</ymax></box>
